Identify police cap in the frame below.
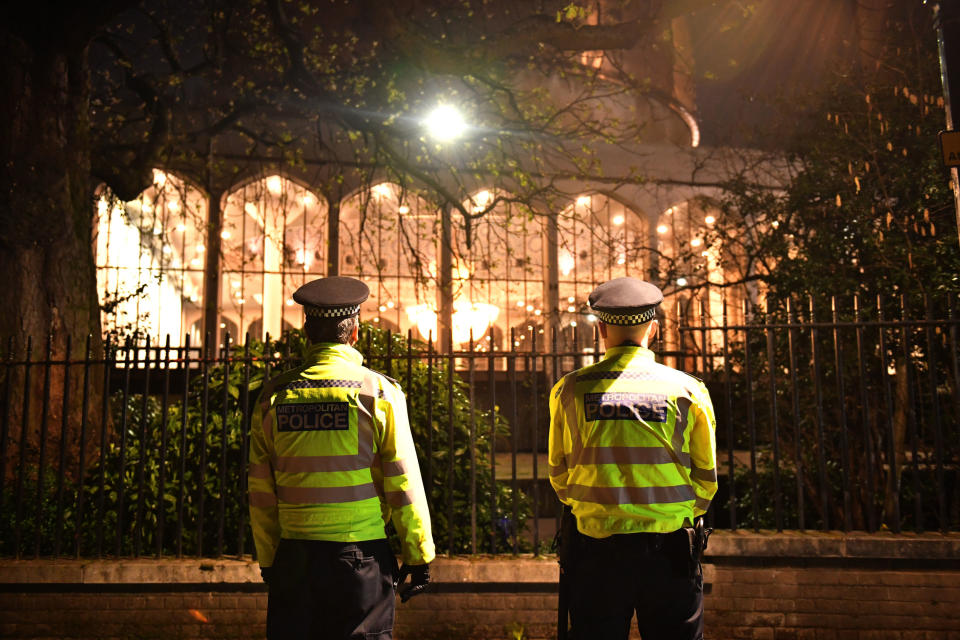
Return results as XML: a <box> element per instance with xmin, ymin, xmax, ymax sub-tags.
<box><xmin>588</xmin><ymin>277</ymin><xmax>663</xmax><ymax>326</ymax></box>
<box><xmin>293</xmin><ymin>277</ymin><xmax>370</xmax><ymax>319</ymax></box>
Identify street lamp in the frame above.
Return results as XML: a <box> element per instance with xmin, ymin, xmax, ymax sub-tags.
<box><xmin>424</xmin><ymin>104</ymin><xmax>466</xmax><ymax>141</ymax></box>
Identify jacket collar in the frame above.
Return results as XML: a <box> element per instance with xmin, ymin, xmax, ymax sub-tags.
<box><xmin>304</xmin><ymin>342</ymin><xmax>365</xmax><ymax>366</ymax></box>
<box><xmin>602</xmin><ymin>344</ymin><xmax>656</xmax><ymax>363</ymax></box>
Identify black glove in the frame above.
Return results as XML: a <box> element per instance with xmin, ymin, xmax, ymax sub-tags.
<box><xmin>260</xmin><ymin>566</ymin><xmax>275</xmax><ymax>585</ymax></box>
<box><xmin>394</xmin><ymin>563</ymin><xmax>430</xmax><ymax>602</ymax></box>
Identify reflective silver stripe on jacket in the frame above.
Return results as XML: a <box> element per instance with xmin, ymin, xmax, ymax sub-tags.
<box><xmin>276</xmin><ymin>483</ymin><xmax>379</xmax><ymax>504</ymax></box>
<box><xmin>576</xmin><ymin>446</ymin><xmax>691</xmax><ymax>468</ymax></box>
<box><xmin>564</xmin><ymin>483</ymin><xmax>696</xmax><ymax>505</ymax></box>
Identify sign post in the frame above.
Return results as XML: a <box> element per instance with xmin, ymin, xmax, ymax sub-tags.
<box><xmin>931</xmin><ymin>1</ymin><xmax>960</xmax><ymax>249</ymax></box>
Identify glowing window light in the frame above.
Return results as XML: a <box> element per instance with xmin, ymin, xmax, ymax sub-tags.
<box><xmin>424</xmin><ymin>104</ymin><xmax>466</xmax><ymax>141</ymax></box>
<box><xmin>705</xmin><ymin>215</ymin><xmax>716</xmax><ymax>224</ymax></box>
<box><xmin>286</xmin><ymin>299</ymin><xmax>294</xmax><ymax>306</ymax></box>
<box><xmin>567</xmin><ymin>296</ymin><xmax>575</xmax><ymax>303</ymax></box>
<box><xmin>231</xmin><ymin>280</ymin><xmax>241</xmax><ymax>288</ymax></box>
<box><xmin>379</xmin><ymin>305</ymin><xmax>387</xmax><ymax>312</ymax></box>
<box><xmin>196</xmin><ymin>244</ymin><xmax>205</xmax><ymax>253</ymax></box>
<box><xmin>398</xmin><ymin>205</ymin><xmax>410</xmax><ymax>214</ymax></box>
<box><xmin>452</xmin><ymin>261</ymin><xmax>471</xmax><ymax>281</ymax></box>
<box><xmin>570</xmin><ymin>321</ymin><xmax>578</xmax><ymax>327</ymax></box>
<box><xmin>525</xmin><ymin>304</ymin><xmax>534</xmax><ymax>312</ymax></box>
<box><xmin>190</xmin><ymin>258</ymin><xmax>202</xmax><ymax>267</ymax></box>
<box><xmin>516</xmin><ymin>300</ymin><xmax>525</xmax><ymax>307</ymax></box>
<box><xmin>301</xmin><ymin>194</ymin><xmax>316</xmax><ymax>207</ymax></box>
<box><xmin>616</xmin><ymin>255</ymin><xmax>626</xmax><ymax>265</ymax></box>
<box><xmin>189</xmin><ymin>294</ymin><xmax>200</xmax><ymax>303</ymax></box>
<box><xmin>244</xmin><ymin>202</ymin><xmax>258</xmax><ymax>217</ymax></box>
<box><xmin>406</xmin><ymin>305</ymin><xmax>438</xmax><ymax>341</ymax></box>
<box><xmin>612</xmin><ymin>215</ymin><xmax>625</xmax><ymax>226</ymax></box>
<box><xmin>372</xmin><ymin>183</ymin><xmax>393</xmax><ymax>198</ymax></box>
<box><xmin>253</xmin><ymin>293</ymin><xmax>263</xmax><ymax>305</ymax></box>
<box><xmin>221</xmin><ymin>230</ymin><xmax>231</xmax><ymax>239</ymax></box>
<box><xmin>97</xmin><ymin>198</ymin><xmax>109</xmax><ymax>216</ymax></box>
<box><xmin>167</xmin><ymin>200</ymin><xmax>180</xmax><ymax>213</ymax></box>
<box><xmin>153</xmin><ymin>170</ymin><xmax>168</xmax><ymax>187</ymax></box>
<box><xmin>237</xmin><ymin>298</ymin><xmax>246</xmax><ymax>305</ymax></box>
<box><xmin>387</xmin><ymin>301</ymin><xmax>395</xmax><ymax>309</ymax></box>
<box><xmin>568</xmin><ymin>306</ymin><xmax>576</xmax><ymax>312</ymax></box>
<box><xmin>690</xmin><ymin>238</ymin><xmax>703</xmax><ymax>248</ymax></box>
<box><xmin>161</xmin><ymin>245</ymin><xmax>172</xmax><ymax>255</ymax></box>
<box><xmin>677</xmin><ymin>277</ymin><xmax>688</xmax><ymax>286</ymax></box>
<box><xmin>407</xmin><ymin>301</ymin><xmax>499</xmax><ymax>344</ymax></box>
<box><xmin>576</xmin><ymin>195</ymin><xmax>591</xmax><ymax>207</ymax></box>
<box><xmin>453</xmin><ymin>301</ymin><xmax>498</xmax><ymax>344</ymax></box>
<box><xmin>586</xmin><ymin>314</ymin><xmax>597</xmax><ymax>323</ymax></box>
<box><xmin>176</xmin><ymin>223</ymin><xmax>186</xmax><ymax>232</ymax></box>
<box><xmin>534</xmin><ymin>309</ymin><xmax>542</xmax><ymax>316</ymax></box>
<box><xmin>657</xmin><ymin>224</ymin><xmax>669</xmax><ymax>234</ymax></box>
<box><xmin>665</xmin><ymin>207</ymin><xmax>675</xmax><ymax>215</ymax></box>
<box><xmin>771</xmin><ymin>220</ymin><xmax>780</xmax><ymax>229</ymax></box>
<box><xmin>559</xmin><ymin>249</ymin><xmax>575</xmax><ymax>276</ymax></box>
<box><xmin>266</xmin><ymin>176</ymin><xmax>283</xmax><ymax>195</ymax></box>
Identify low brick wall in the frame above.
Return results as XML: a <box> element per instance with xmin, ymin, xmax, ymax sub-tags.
<box><xmin>1</xmin><ymin>532</ymin><xmax>959</xmax><ymax>640</ymax></box>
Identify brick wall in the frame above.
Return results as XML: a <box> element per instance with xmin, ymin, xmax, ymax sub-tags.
<box><xmin>1</xmin><ymin>532</ymin><xmax>959</xmax><ymax>640</ymax></box>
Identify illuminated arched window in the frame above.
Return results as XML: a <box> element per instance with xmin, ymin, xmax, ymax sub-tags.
<box><xmin>339</xmin><ymin>183</ymin><xmax>439</xmax><ymax>336</ymax></box>
<box><xmin>455</xmin><ymin>189</ymin><xmax>545</xmax><ymax>350</ymax></box>
<box><xmin>655</xmin><ymin>198</ymin><xmax>745</xmax><ymax>361</ymax></box>
<box><xmin>220</xmin><ymin>175</ymin><xmax>327</xmax><ymax>341</ymax></box>
<box><xmin>557</xmin><ymin>194</ymin><xmax>651</xmax><ymax>329</ymax></box>
<box><xmin>95</xmin><ymin>170</ymin><xmax>207</xmax><ymax>346</ymax></box>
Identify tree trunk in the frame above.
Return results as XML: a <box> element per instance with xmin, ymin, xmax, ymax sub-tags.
<box><xmin>0</xmin><ymin>24</ymin><xmax>104</xmax><ymax>480</ymax></box>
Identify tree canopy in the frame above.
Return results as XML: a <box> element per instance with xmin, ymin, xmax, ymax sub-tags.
<box><xmin>698</xmin><ymin>0</ymin><xmax>960</xmax><ymax>309</ymax></box>
<box><xmin>2</xmin><ymin>0</ymin><xmax>719</xmax><ymax>344</ymax></box>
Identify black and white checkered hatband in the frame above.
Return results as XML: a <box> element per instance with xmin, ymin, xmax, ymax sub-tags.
<box><xmin>592</xmin><ymin>306</ymin><xmax>657</xmax><ymax>326</ymax></box>
<box><xmin>303</xmin><ymin>304</ymin><xmax>361</xmax><ymax>318</ymax></box>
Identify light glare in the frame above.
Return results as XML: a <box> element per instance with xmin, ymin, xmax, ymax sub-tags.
<box><xmin>425</xmin><ymin>105</ymin><xmax>466</xmax><ymax>141</ymax></box>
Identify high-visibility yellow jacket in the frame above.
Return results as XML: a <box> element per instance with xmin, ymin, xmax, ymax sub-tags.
<box><xmin>248</xmin><ymin>342</ymin><xmax>435</xmax><ymax>567</ymax></box>
<box><xmin>548</xmin><ymin>345</ymin><xmax>718</xmax><ymax>538</ymax></box>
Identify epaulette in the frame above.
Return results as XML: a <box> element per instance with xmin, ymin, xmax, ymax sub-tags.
<box><xmin>367</xmin><ymin>368</ymin><xmax>399</xmax><ymax>387</ymax></box>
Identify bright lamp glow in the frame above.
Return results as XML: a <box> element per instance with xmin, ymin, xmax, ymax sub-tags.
<box><xmin>406</xmin><ymin>301</ymin><xmax>499</xmax><ymax>344</ymax></box>
<box><xmin>425</xmin><ymin>104</ymin><xmax>466</xmax><ymax>141</ymax></box>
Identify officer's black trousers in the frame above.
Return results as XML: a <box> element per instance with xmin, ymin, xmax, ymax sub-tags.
<box><xmin>568</xmin><ymin>528</ymin><xmax>703</xmax><ymax>640</ymax></box>
<box><xmin>266</xmin><ymin>538</ymin><xmax>397</xmax><ymax>640</ymax></box>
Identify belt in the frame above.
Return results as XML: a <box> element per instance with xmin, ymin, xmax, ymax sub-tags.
<box><xmin>582</xmin><ymin>528</ymin><xmax>686</xmax><ymax>553</ymax></box>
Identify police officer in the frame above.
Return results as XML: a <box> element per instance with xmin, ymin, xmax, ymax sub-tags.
<box><xmin>548</xmin><ymin>277</ymin><xmax>717</xmax><ymax>640</ymax></box>
<box><xmin>248</xmin><ymin>276</ymin><xmax>435</xmax><ymax>640</ymax></box>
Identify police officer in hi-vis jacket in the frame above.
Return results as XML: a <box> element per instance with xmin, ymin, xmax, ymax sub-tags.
<box><xmin>248</xmin><ymin>276</ymin><xmax>434</xmax><ymax>640</ymax></box>
<box><xmin>549</xmin><ymin>277</ymin><xmax>718</xmax><ymax>640</ymax></box>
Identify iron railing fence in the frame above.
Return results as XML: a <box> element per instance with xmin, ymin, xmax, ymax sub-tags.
<box><xmin>677</xmin><ymin>294</ymin><xmax>960</xmax><ymax>534</ymax></box>
<box><xmin>0</xmin><ymin>295</ymin><xmax>958</xmax><ymax>560</ymax></box>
